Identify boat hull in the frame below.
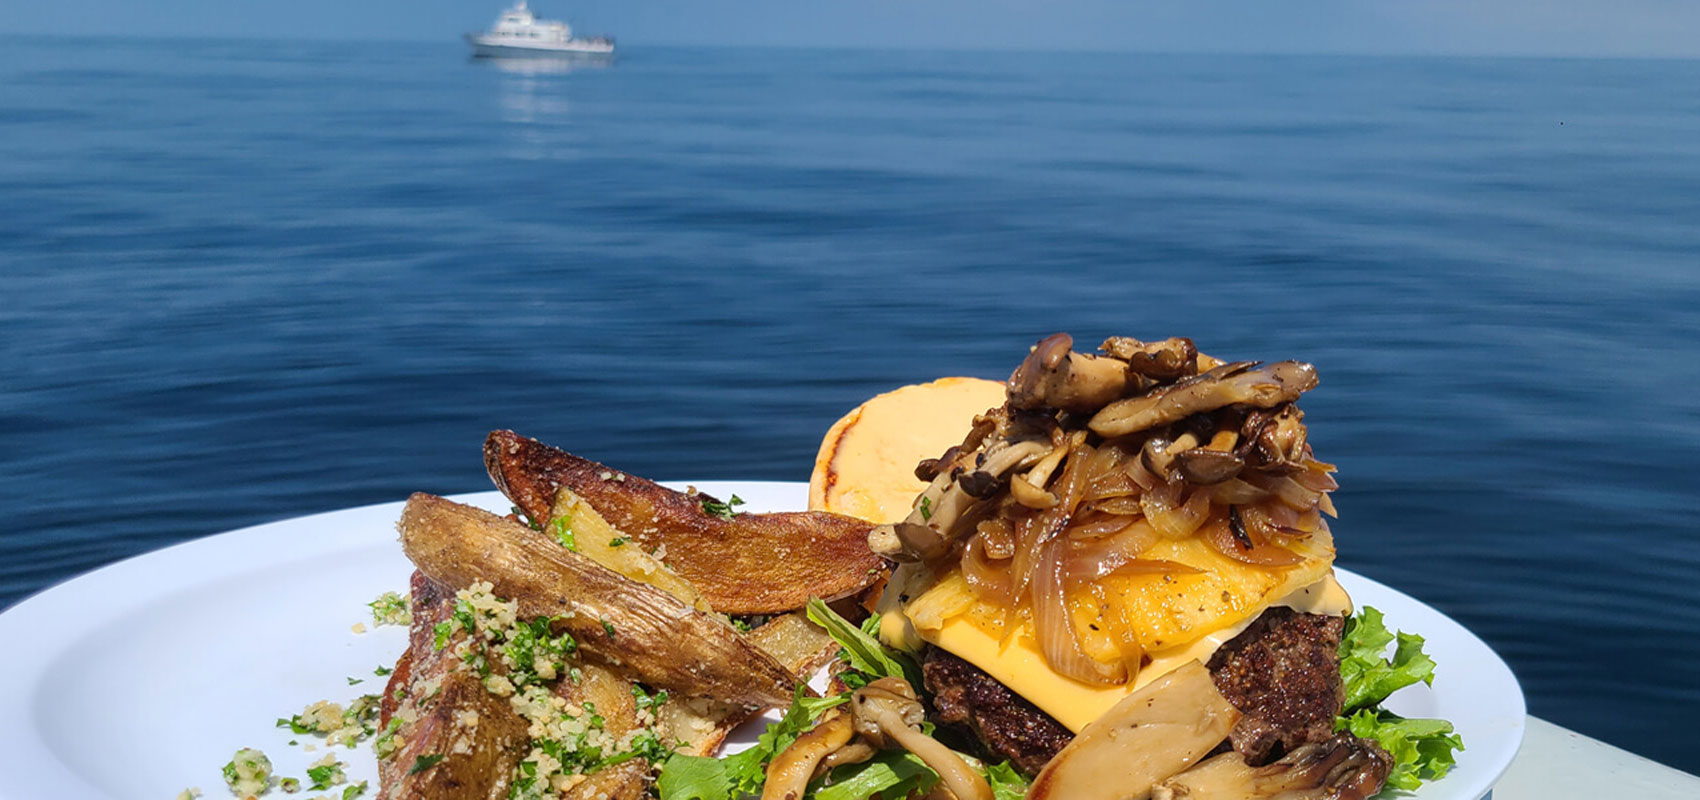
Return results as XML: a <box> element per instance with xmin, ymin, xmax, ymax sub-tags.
<box><xmin>465</xmin><ymin>34</ymin><xmax>614</xmax><ymax>58</ymax></box>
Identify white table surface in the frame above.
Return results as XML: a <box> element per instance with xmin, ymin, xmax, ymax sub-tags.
<box><xmin>1492</xmin><ymin>716</ymin><xmax>1700</xmax><ymax>799</ymax></box>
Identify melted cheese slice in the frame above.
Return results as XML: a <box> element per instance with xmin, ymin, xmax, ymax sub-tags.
<box><xmin>884</xmin><ymin>573</ymin><xmax>1352</xmax><ymax>733</ymax></box>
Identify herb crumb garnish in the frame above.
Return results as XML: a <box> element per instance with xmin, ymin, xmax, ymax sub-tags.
<box><xmin>221</xmin><ymin>748</ymin><xmax>273</xmax><ymax>798</ymax></box>
<box><xmin>366</xmin><ymin>591</ymin><xmax>411</xmax><ymax>627</ymax></box>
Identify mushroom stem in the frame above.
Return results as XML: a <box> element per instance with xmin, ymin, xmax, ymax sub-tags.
<box><xmin>865</xmin><ymin>704</ymin><xmax>994</xmax><ymax>800</ymax></box>
<box><xmin>851</xmin><ymin>679</ymin><xmax>994</xmax><ymax>800</ymax></box>
<box><xmin>761</xmin><ymin>709</ymin><xmax>854</xmax><ymax>800</ymax></box>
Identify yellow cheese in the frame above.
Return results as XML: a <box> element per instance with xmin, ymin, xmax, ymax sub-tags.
<box><xmin>890</xmin><ymin>572</ymin><xmax>1353</xmax><ymax>733</ymax></box>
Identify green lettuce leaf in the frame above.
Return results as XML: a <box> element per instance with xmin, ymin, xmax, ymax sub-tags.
<box><xmin>1341</xmin><ymin>709</ymin><xmax>1465</xmax><ymax>791</ymax></box>
<box><xmin>1339</xmin><ymin>606</ymin><xmax>1437</xmax><ymax>713</ymax></box>
<box><xmin>1335</xmin><ymin>606</ymin><xmax>1463</xmax><ymax>795</ymax></box>
<box><xmin>655</xmin><ymin>754</ymin><xmax>733</xmax><ymax>800</ymax></box>
<box><xmin>811</xmin><ymin>750</ymin><xmax>938</xmax><ymax>800</ymax></box>
<box><xmin>984</xmin><ymin>760</ymin><xmax>1033</xmax><ymax>800</ymax></box>
<box><xmin>656</xmin><ymin>686</ymin><xmax>847</xmax><ymax>800</ymax></box>
<box><xmin>804</xmin><ymin>597</ymin><xmax>923</xmax><ymax>687</ymax></box>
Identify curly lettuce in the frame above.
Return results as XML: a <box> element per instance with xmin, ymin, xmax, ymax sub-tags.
<box><xmin>1336</xmin><ymin>606</ymin><xmax>1465</xmax><ymax>791</ymax></box>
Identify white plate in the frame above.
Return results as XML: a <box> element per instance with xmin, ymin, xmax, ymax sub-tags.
<box><xmin>0</xmin><ymin>482</ymin><xmax>1524</xmax><ymax>800</ymax></box>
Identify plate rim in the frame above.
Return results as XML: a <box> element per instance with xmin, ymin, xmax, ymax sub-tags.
<box><xmin>0</xmin><ymin>483</ymin><xmax>1525</xmax><ymax>800</ymax></box>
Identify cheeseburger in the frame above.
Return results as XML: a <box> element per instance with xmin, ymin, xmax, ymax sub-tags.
<box><xmin>842</xmin><ymin>334</ymin><xmax>1394</xmax><ymax>798</ymax></box>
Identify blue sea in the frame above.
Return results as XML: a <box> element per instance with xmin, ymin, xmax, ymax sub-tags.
<box><xmin>2</xmin><ymin>37</ymin><xmax>1697</xmax><ymax>773</ymax></box>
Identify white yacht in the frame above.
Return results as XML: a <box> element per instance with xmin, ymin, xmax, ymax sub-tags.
<box><xmin>465</xmin><ymin>2</ymin><xmax>614</xmax><ymax>58</ymax></box>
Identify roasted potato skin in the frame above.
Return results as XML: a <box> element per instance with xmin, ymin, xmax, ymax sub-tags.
<box><xmin>485</xmin><ymin>430</ymin><xmax>883</xmax><ymax>614</ymax></box>
<box><xmin>376</xmin><ymin>572</ymin><xmax>531</xmax><ymax>800</ymax></box>
<box><xmin>398</xmin><ymin>493</ymin><xmax>798</xmax><ymax>708</ymax></box>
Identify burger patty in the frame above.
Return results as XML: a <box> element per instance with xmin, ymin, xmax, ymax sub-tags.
<box><xmin>922</xmin><ymin>647</ymin><xmax>1074</xmax><ymax>776</ymax></box>
<box><xmin>921</xmin><ymin>608</ymin><xmax>1344</xmax><ymax>774</ymax></box>
<box><xmin>1206</xmin><ymin>607</ymin><xmax>1346</xmax><ymax>766</ymax></box>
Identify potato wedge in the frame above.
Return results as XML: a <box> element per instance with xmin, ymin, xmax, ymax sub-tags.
<box><xmin>485</xmin><ymin>430</ymin><xmax>882</xmax><ymax>614</ymax></box>
<box><xmin>398</xmin><ymin>493</ymin><xmax>796</xmax><ymax>707</ymax></box>
<box><xmin>657</xmin><ymin>611</ymin><xmax>843</xmax><ymax>757</ymax></box>
<box><xmin>1028</xmin><ymin>661</ymin><xmax>1240</xmax><ymax>800</ymax></box>
<box><xmin>376</xmin><ymin>572</ymin><xmax>531</xmax><ymax>800</ymax></box>
<box><xmin>549</xmin><ymin>487</ymin><xmax>710</xmax><ymax>611</ymax></box>
<box><xmin>745</xmin><ymin>610</ymin><xmax>842</xmax><ymax>679</ymax></box>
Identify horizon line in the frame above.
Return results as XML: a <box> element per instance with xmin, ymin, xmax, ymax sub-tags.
<box><xmin>0</xmin><ymin>30</ymin><xmax>1697</xmax><ymax>62</ymax></box>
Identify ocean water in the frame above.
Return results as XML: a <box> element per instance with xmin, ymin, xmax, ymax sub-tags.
<box><xmin>2</xmin><ymin>37</ymin><xmax>1698</xmax><ymax>772</ymax></box>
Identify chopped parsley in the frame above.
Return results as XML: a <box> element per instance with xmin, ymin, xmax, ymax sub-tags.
<box><xmin>608</xmin><ymin>536</ymin><xmax>629</xmax><ymax>547</ymax></box>
<box><xmin>408</xmin><ymin>754</ymin><xmax>446</xmax><ymax>775</ymax></box>
<box><xmin>306</xmin><ymin>758</ymin><xmax>344</xmax><ymax>790</ymax></box>
<box><xmin>632</xmin><ymin>684</ymin><xmax>670</xmax><ymax>711</ymax></box>
<box><xmin>374</xmin><ymin>665</ymin><xmax>392</xmax><ymax>677</ymax></box>
<box><xmin>918</xmin><ymin>496</ymin><xmax>933</xmax><ymax>521</ymax></box>
<box><xmin>550</xmin><ymin>514</ymin><xmax>578</xmax><ymax>551</ymax></box>
<box><xmin>700</xmin><ymin>494</ymin><xmax>745</xmax><ymax>519</ymax></box>
<box><xmin>346</xmin><ymin>676</ymin><xmax>363</xmax><ymax>686</ymax></box>
<box><xmin>513</xmin><ymin>505</ymin><xmax>542</xmax><ymax>530</ymax></box>
<box><xmin>600</xmin><ymin>618</ymin><xmax>617</xmax><ymax>639</ymax></box>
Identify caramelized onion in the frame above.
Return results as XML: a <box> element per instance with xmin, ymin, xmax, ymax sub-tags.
<box><xmin>1094</xmin><ymin>495</ymin><xmax>1144</xmax><ymax>516</ymax></box>
<box><xmin>1067</xmin><ymin>511</ymin><xmax>1140</xmax><ymax>539</ymax></box>
<box><xmin>1209</xmin><ymin>478</ymin><xmax>1271</xmax><ymax>505</ymax></box>
<box><xmin>1063</xmin><ymin>522</ymin><xmax>1199</xmax><ymax>584</ymax></box>
<box><xmin>1239</xmin><ymin>503</ymin><xmax>1304</xmax><ymax>542</ymax></box>
<box><xmin>1292</xmin><ymin>464</ymin><xmax>1339</xmax><ymax>493</ymax></box>
<box><xmin>1122</xmin><ymin>453</ymin><xmax>1160</xmax><ymax>491</ymax></box>
<box><xmin>1009</xmin><ymin>442</ymin><xmax>1095</xmax><ymax>608</ymax></box>
<box><xmin>1243</xmin><ymin>472</ymin><xmax>1322</xmax><ymax>511</ymax></box>
<box><xmin>1143</xmin><ymin>481</ymin><xmax>1210</xmax><ymax>539</ymax></box>
<box><xmin>1085</xmin><ymin>470</ymin><xmax>1140</xmax><ymax>502</ymax></box>
<box><xmin>975</xmin><ymin>517</ymin><xmax>1016</xmax><ymax>559</ymax></box>
<box><xmin>1034</xmin><ymin>540</ymin><xmax>1125</xmax><ymax>685</ymax></box>
<box><xmin>962</xmin><ymin>533</ymin><xmax>1016</xmax><ymax>606</ymax></box>
<box><xmin>1199</xmin><ymin>516</ymin><xmax>1303</xmax><ymax>566</ymax></box>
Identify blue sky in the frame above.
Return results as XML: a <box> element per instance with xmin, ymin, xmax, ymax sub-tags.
<box><xmin>3</xmin><ymin>0</ymin><xmax>1698</xmax><ymax>57</ymax></box>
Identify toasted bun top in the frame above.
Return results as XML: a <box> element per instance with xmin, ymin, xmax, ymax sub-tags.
<box><xmin>809</xmin><ymin>377</ymin><xmax>1006</xmax><ymax>524</ymax></box>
